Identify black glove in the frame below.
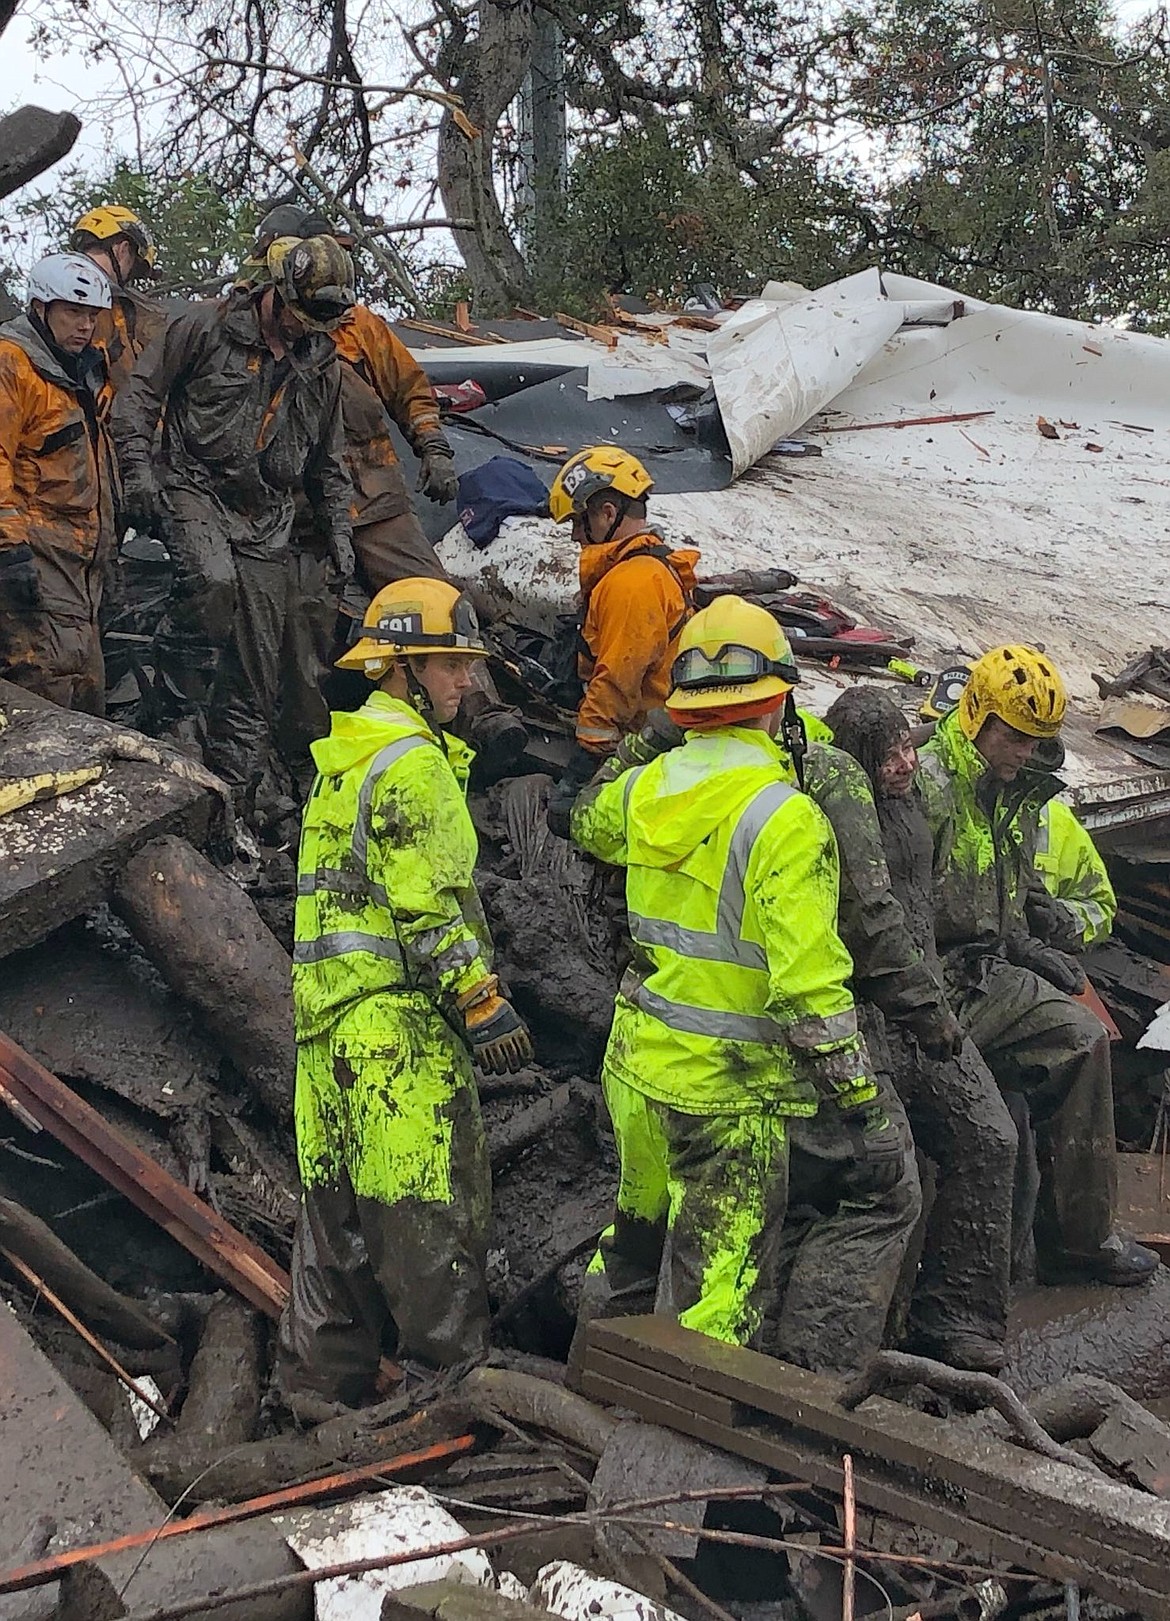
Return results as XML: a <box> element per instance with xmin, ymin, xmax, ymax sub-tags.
<box><xmin>1006</xmin><ymin>935</ymin><xmax>1086</xmax><ymax>996</ymax></box>
<box><xmin>611</xmin><ymin>708</ymin><xmax>686</xmax><ymax>774</ymax></box>
<box><xmin>906</xmin><ymin>1004</ymin><xmax>964</xmax><ymax>1062</ymax></box>
<box><xmin>547</xmin><ymin>745</ymin><xmax>601</xmax><ymax>840</ymax></box>
<box><xmin>416</xmin><ymin>444</ymin><xmax>458</xmax><ymax>505</ymax></box>
<box><xmin>121</xmin><ymin>468</ymin><xmax>168</xmax><ymax>539</ymax></box>
<box><xmin>840</xmin><ymin>1102</ymin><xmax>907</xmax><ymax>1198</ymax></box>
<box><xmin>1026</xmin><ymin>886</ymin><xmax>1083</xmax><ymax>955</ymax></box>
<box><xmin>325</xmin><ymin>527</ymin><xmax>356</xmax><ymax>585</ymax></box>
<box><xmin>0</xmin><ymin>543</ymin><xmax>42</xmax><ymax>610</ymax></box>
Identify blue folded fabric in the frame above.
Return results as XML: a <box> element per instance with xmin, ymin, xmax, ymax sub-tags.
<box><xmin>457</xmin><ymin>456</ymin><xmax>550</xmax><ymax>549</ymax></box>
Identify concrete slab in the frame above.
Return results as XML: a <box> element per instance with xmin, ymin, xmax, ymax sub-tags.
<box><xmin>0</xmin><ymin>682</ymin><xmax>212</xmax><ymax>961</ymax></box>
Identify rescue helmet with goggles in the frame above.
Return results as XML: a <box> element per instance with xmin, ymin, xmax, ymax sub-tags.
<box><xmin>958</xmin><ymin>644</ymin><xmax>1067</xmax><ymax>742</ymax></box>
<box><xmin>336</xmin><ymin>578</ymin><xmax>489</xmax><ymax>679</ymax></box>
<box><xmin>265</xmin><ymin>234</ymin><xmax>355</xmax><ymax>331</ymax></box>
<box><xmin>70</xmin><ymin>206</ymin><xmax>159</xmax><ymax>277</ymax></box>
<box><xmin>549</xmin><ymin>445</ymin><xmax>654</xmax><ymax>527</ymax></box>
<box><xmin>252</xmin><ymin>204</ymin><xmax>354</xmax><ymax>256</ymax></box>
<box><xmin>667</xmin><ymin>595</ymin><xmax>799</xmax><ymax>717</ymax></box>
<box><xmin>27</xmin><ymin>254</ymin><xmax>112</xmax><ymax>311</ymax></box>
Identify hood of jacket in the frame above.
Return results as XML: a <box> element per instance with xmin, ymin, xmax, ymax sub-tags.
<box><xmin>310</xmin><ymin>690</ymin><xmax>474</xmax><ymax>787</ymax></box>
<box><xmin>218</xmin><ymin>287</ymin><xmax>338</xmax><ymax>377</ymax></box>
<box><xmin>0</xmin><ymin>313</ymin><xmax>93</xmax><ymax>392</ymax></box>
<box><xmin>626</xmin><ymin>726</ymin><xmax>796</xmax><ymax>877</ymax></box>
<box><xmin>578</xmin><ymin>528</ymin><xmax>700</xmax><ymax>599</ymax></box>
<box><xmin>932</xmin><ymin>709</ymin><xmax>1063</xmax><ymax>819</ymax></box>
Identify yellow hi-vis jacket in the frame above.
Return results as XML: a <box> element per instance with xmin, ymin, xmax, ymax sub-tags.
<box><xmin>571</xmin><ymin>726</ymin><xmax>876</xmax><ymax>1116</ymax></box>
<box><xmin>292</xmin><ymin>691</ymin><xmax>493</xmax><ymax>1041</ymax></box>
<box><xmin>1035</xmin><ymin>798</ymin><xmax>1116</xmax><ymax>948</ymax></box>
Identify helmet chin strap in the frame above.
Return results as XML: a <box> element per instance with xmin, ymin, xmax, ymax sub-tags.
<box><xmin>781</xmin><ymin>693</ymin><xmax>807</xmax><ymax>790</ymax></box>
<box><xmin>401</xmin><ymin>656</ymin><xmax>449</xmax><ymax>756</ymax></box>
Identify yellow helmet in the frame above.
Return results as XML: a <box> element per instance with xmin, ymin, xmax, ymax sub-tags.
<box><xmin>70</xmin><ymin>205</ymin><xmax>158</xmax><ymax>273</ymax></box>
<box><xmin>549</xmin><ymin>445</ymin><xmax>654</xmax><ymax>525</ymax></box>
<box><xmin>667</xmin><ymin>595</ymin><xmax>799</xmax><ymax>714</ymax></box>
<box><xmin>265</xmin><ymin>234</ymin><xmax>355</xmax><ymax>330</ymax></box>
<box><xmin>958</xmin><ymin>644</ymin><xmax>1067</xmax><ymax>741</ymax></box>
<box><xmin>336</xmin><ymin>579</ymin><xmax>489</xmax><ymax>678</ymax></box>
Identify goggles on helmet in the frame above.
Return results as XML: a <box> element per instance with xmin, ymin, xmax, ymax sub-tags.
<box><xmin>672</xmin><ymin>641</ymin><xmax>799</xmax><ymax>692</ymax></box>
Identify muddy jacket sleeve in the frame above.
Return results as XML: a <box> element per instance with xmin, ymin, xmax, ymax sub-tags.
<box><xmin>360</xmin><ymin>311</ymin><xmax>446</xmax><ymax>452</ymax></box>
<box><xmin>806</xmin><ymin>747</ymin><xmax>950</xmax><ymax>1031</ymax></box>
<box><xmin>303</xmin><ymin>367</ymin><xmax>354</xmax><ymax>553</ymax></box>
<box><xmin>112</xmin><ymin>307</ymin><xmax>207</xmax><ymax>479</ymax></box>
<box><xmin>569</xmin><ymin>766</ymin><xmax>632</xmax><ymax>867</ymax></box>
<box><xmin>367</xmin><ymin>746</ymin><xmax>493</xmax><ymax>1001</ymax></box>
<box><xmin>750</xmin><ymin>795</ymin><xmax>877</xmax><ymax>1112</ymax></box>
<box><xmin>1035</xmin><ymin>801</ymin><xmax>1117</xmax><ymax>948</ymax></box>
<box><xmin>0</xmin><ymin>348</ymin><xmax>32</xmax><ymax>546</ymax></box>
<box><xmin>577</xmin><ymin>558</ymin><xmax>683</xmax><ymax>754</ymax></box>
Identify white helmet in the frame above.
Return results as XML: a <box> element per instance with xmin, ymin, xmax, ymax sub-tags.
<box><xmin>26</xmin><ymin>254</ymin><xmax>112</xmax><ymax>311</ymax></box>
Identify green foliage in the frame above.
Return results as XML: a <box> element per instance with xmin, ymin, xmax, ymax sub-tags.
<box><xmin>554</xmin><ymin>118</ymin><xmax>874</xmax><ymax>309</ymax></box>
<box><xmin>11</xmin><ymin>160</ymin><xmax>259</xmax><ymax>292</ymax></box>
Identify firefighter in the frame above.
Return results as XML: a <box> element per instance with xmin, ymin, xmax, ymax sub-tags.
<box><xmin>276</xmin><ymin>578</ymin><xmax>532</xmax><ymax>1407</ymax></box>
<box><xmin>1035</xmin><ymin>797</ymin><xmax>1117</xmax><ymax>948</ymax></box>
<box><xmin>0</xmin><ymin>253</ymin><xmax>119</xmax><ymax>712</ymax></box>
<box><xmin>918</xmin><ymin>645</ymin><xmax>1157</xmax><ymax>1286</ymax></box>
<box><xmin>112</xmin><ymin>235</ymin><xmax>355</xmax><ymax>799</ymax></box>
<box><xmin>69</xmin><ymin>205</ymin><xmax>167</xmax><ymax>405</ymax></box>
<box><xmin>546</xmin><ymin>445</ymin><xmax>698</xmax><ymax>831</ymax></box>
<box><xmin>566</xmin><ymin>597</ymin><xmax>918</xmax><ymax>1373</ymax></box>
<box><xmin>814</xmin><ymin>685</ymin><xmax>1017</xmax><ymax>1372</ymax></box>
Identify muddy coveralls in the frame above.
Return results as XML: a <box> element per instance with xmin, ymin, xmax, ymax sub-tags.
<box><xmin>112</xmin><ymin>289</ymin><xmax>352</xmax><ymax>793</ymax></box>
<box><xmin>800</xmin><ymin>738</ymin><xmax>1016</xmax><ymax>1357</ymax></box>
<box><xmin>1035</xmin><ymin>799</ymin><xmax>1116</xmax><ymax>948</ymax></box>
<box><xmin>918</xmin><ymin>711</ymin><xmax>1120</xmax><ymax>1273</ymax></box>
<box><xmin>569</xmin><ymin>724</ymin><xmax>915</xmax><ymax>1368</ymax></box>
<box><xmin>0</xmin><ymin>313</ymin><xmax>118</xmax><ymax>711</ymax></box>
<box><xmin>282</xmin><ymin>304</ymin><xmax>451</xmax><ymax>759</ymax></box>
<box><xmin>576</xmin><ymin>533</ymin><xmax>698</xmax><ymax>756</ymax></box>
<box><xmin>277</xmin><ymin>690</ymin><xmax>493</xmax><ymax>1403</ymax></box>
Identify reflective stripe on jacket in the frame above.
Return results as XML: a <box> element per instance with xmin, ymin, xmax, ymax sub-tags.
<box><xmin>0</xmin><ymin>315</ymin><xmax>118</xmax><ymax>575</ymax></box>
<box><xmin>1035</xmin><ymin>798</ymin><xmax>1116</xmax><ymax>946</ymax></box>
<box><xmin>292</xmin><ymin>690</ymin><xmax>493</xmax><ymax>1040</ymax></box>
<box><xmin>571</xmin><ymin>725</ymin><xmax>874</xmax><ymax>1115</ymax></box>
<box><xmin>576</xmin><ymin>530</ymin><xmax>699</xmax><ymax>754</ymax></box>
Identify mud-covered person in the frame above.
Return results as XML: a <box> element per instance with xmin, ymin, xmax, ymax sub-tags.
<box><xmin>565</xmin><ymin>598</ymin><xmax>918</xmax><ymax>1379</ymax></box>
<box><xmin>0</xmin><ymin>254</ymin><xmax>119</xmax><ymax>712</ymax></box>
<box><xmin>811</xmin><ymin>686</ymin><xmax>1018</xmax><ymax>1372</ymax></box>
<box><xmin>111</xmin><ymin>235</ymin><xmax>355</xmax><ymax>807</ymax></box>
<box><xmin>917</xmin><ymin>646</ymin><xmax>1157</xmax><ymax>1288</ymax></box>
<box><xmin>275</xmin><ymin>578</ymin><xmax>532</xmax><ymax>1414</ymax></box>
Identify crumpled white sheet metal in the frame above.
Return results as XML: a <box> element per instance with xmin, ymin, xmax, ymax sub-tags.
<box><xmin>532</xmin><ymin>1561</ymin><xmax>687</xmax><ymax>1621</ymax></box>
<box><xmin>285</xmin><ymin>1485</ymin><xmax>494</xmax><ymax>1621</ymax></box>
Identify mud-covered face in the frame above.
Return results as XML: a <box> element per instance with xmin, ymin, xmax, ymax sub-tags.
<box><xmin>975</xmin><ymin>715</ymin><xmax>1039</xmax><ymax>782</ymax></box>
<box><xmin>878</xmin><ymin>732</ymin><xmax>918</xmax><ymax>797</ymax></box>
<box><xmin>414</xmin><ymin>653</ymin><xmax>479</xmax><ymax>724</ymax></box>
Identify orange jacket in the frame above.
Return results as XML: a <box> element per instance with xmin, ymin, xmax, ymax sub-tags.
<box><xmin>332</xmin><ymin>305</ymin><xmax>446</xmax><ymax>524</ymax></box>
<box><xmin>92</xmin><ymin>285</ymin><xmax>167</xmax><ymax>410</ymax></box>
<box><xmin>0</xmin><ymin>316</ymin><xmax>118</xmax><ymax>576</ymax></box>
<box><xmin>576</xmin><ymin>529</ymin><xmax>699</xmax><ymax>753</ymax></box>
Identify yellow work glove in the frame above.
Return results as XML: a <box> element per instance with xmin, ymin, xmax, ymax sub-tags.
<box><xmin>459</xmin><ymin>977</ymin><xmax>534</xmax><ymax>1074</ymax></box>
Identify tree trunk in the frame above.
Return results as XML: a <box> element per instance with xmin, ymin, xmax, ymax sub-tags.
<box><xmin>438</xmin><ymin>0</ymin><xmax>536</xmax><ymax>313</ymax></box>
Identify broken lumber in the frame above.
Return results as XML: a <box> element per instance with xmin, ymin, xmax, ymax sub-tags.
<box><xmin>0</xmin><ymin>1195</ymin><xmax>170</xmax><ymax>1350</ymax></box>
<box><xmin>0</xmin><ymin>1032</ymin><xmax>290</xmax><ymax>1318</ymax></box>
<box><xmin>581</xmin><ymin>1315</ymin><xmax>1170</xmax><ymax>1618</ymax></box>
<box><xmin>0</xmin><ymin>1437</ymin><xmax>476</xmax><ymax>1599</ymax></box>
<box><xmin>487</xmin><ymin>1083</ymin><xmax>588</xmax><ymax>1174</ymax></box>
<box><xmin>115</xmin><ymin>836</ymin><xmax>294</xmax><ymax>1122</ymax></box>
<box><xmin>813</xmin><ymin>410</ymin><xmax>995</xmax><ymax>433</ymax></box>
<box><xmin>460</xmin><ymin>1366</ymin><xmax>619</xmax><ymax>1457</ymax></box>
<box><xmin>1028</xmin><ymin>1375</ymin><xmax>1170</xmax><ymax>1495</ymax></box>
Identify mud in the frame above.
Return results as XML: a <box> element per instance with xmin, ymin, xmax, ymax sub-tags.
<box><xmin>1004</xmin><ymin>1270</ymin><xmax>1170</xmax><ymax>1400</ymax></box>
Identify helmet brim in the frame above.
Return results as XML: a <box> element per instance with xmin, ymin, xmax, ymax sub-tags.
<box><xmin>666</xmin><ymin>673</ymin><xmax>795</xmax><ymax>711</ymax></box>
<box><xmin>336</xmin><ymin>636</ymin><xmax>489</xmax><ymax>671</ymax></box>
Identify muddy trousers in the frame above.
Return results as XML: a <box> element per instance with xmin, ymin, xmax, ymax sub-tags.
<box><xmin>954</xmin><ymin>958</ymin><xmax>1117</xmax><ymax>1266</ymax></box>
<box><xmin>353</xmin><ymin>511</ymin><xmax>449</xmax><ymax>593</ymax></box>
<box><xmin>890</xmin><ymin>1029</ymin><xmax>1016</xmax><ymax>1348</ymax></box>
<box><xmin>764</xmin><ymin>1074</ymin><xmax>922</xmax><ymax>1376</ymax></box>
<box><xmin>569</xmin><ymin>1074</ymin><xmax>791</xmax><ymax>1379</ymax></box>
<box><xmin>276</xmin><ymin>998</ymin><xmax>492</xmax><ymax>1405</ymax></box>
<box><xmin>0</xmin><ymin>546</ymin><xmax>105</xmax><ymax>714</ymax></box>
